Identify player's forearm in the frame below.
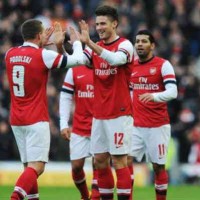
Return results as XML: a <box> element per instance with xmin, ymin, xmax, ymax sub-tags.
<box><xmin>86</xmin><ymin>39</ymin><xmax>128</xmax><ymax>66</ymax></box>
<box><xmin>87</xmin><ymin>39</ymin><xmax>103</xmax><ymax>55</ymax></box>
<box><xmin>56</xmin><ymin>43</ymin><xmax>66</xmax><ymax>54</ymax></box>
<box><xmin>100</xmin><ymin>49</ymin><xmax>128</xmax><ymax>66</ymax></box>
<box><xmin>153</xmin><ymin>84</ymin><xmax>178</xmax><ymax>102</ymax></box>
<box><xmin>66</xmin><ymin>41</ymin><xmax>84</xmax><ymax>67</ymax></box>
<box><xmin>59</xmin><ymin>92</ymin><xmax>73</xmax><ymax>130</ymax></box>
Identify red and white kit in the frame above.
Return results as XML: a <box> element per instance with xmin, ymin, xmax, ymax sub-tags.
<box><xmin>60</xmin><ymin>66</ymin><xmax>94</xmax><ymax>159</ymax></box>
<box><xmin>5</xmin><ymin>42</ymin><xmax>65</xmax><ymax>126</ymax></box>
<box><xmin>130</xmin><ymin>56</ymin><xmax>177</xmax><ymax>163</ymax></box>
<box><xmin>5</xmin><ymin>41</ymin><xmax>82</xmax><ymax>163</ymax></box>
<box><xmin>84</xmin><ymin>37</ymin><xmax>134</xmax><ymax>155</ymax></box>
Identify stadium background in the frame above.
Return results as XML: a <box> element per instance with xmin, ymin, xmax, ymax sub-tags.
<box><xmin>0</xmin><ymin>0</ymin><xmax>200</xmax><ymax>187</ymax></box>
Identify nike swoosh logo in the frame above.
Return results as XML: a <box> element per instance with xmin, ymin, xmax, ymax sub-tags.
<box><xmin>131</xmin><ymin>72</ymin><xmax>138</xmax><ymax>76</ymax></box>
<box><xmin>77</xmin><ymin>75</ymin><xmax>85</xmax><ymax>79</ymax></box>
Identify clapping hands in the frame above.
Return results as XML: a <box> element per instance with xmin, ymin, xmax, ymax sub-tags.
<box><xmin>49</xmin><ymin>20</ymin><xmax>90</xmax><ymax>46</ymax></box>
<box><xmin>79</xmin><ymin>20</ymin><xmax>90</xmax><ymax>45</ymax></box>
<box><xmin>67</xmin><ymin>20</ymin><xmax>90</xmax><ymax>45</ymax></box>
<box><xmin>68</xmin><ymin>26</ymin><xmax>81</xmax><ymax>44</ymax></box>
<box><xmin>42</xmin><ymin>26</ymin><xmax>54</xmax><ymax>47</ymax></box>
<box><xmin>52</xmin><ymin>22</ymin><xmax>66</xmax><ymax>46</ymax></box>
<box><xmin>42</xmin><ymin>22</ymin><xmax>65</xmax><ymax>47</ymax></box>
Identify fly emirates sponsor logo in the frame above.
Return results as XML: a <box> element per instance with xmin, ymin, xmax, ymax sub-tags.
<box><xmin>133</xmin><ymin>77</ymin><xmax>159</xmax><ymax>90</ymax></box>
<box><xmin>95</xmin><ymin>62</ymin><xmax>117</xmax><ymax>76</ymax></box>
<box><xmin>78</xmin><ymin>84</ymin><xmax>94</xmax><ymax>98</ymax></box>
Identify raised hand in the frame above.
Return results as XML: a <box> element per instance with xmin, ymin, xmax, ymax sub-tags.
<box><xmin>42</xmin><ymin>26</ymin><xmax>54</xmax><ymax>46</ymax></box>
<box><xmin>68</xmin><ymin>26</ymin><xmax>80</xmax><ymax>44</ymax></box>
<box><xmin>53</xmin><ymin>22</ymin><xmax>66</xmax><ymax>46</ymax></box>
<box><xmin>79</xmin><ymin>20</ymin><xmax>90</xmax><ymax>44</ymax></box>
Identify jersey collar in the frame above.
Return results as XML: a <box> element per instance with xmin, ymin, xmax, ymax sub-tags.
<box><xmin>22</xmin><ymin>42</ymin><xmax>39</xmax><ymax>49</ymax></box>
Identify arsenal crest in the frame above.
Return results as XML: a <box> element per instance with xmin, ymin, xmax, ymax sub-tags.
<box><xmin>150</xmin><ymin>67</ymin><xmax>156</xmax><ymax>75</ymax></box>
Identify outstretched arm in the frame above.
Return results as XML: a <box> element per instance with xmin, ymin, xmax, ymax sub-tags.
<box><xmin>66</xmin><ymin>26</ymin><xmax>84</xmax><ymax>67</ymax></box>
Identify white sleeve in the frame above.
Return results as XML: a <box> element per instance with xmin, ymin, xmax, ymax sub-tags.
<box><xmin>42</xmin><ymin>41</ymin><xmax>84</xmax><ymax>69</ymax></box>
<box><xmin>42</xmin><ymin>48</ymin><xmax>61</xmax><ymax>69</ymax></box>
<box><xmin>100</xmin><ymin>40</ymin><xmax>134</xmax><ymax>66</ymax></box>
<box><xmin>59</xmin><ymin>68</ymin><xmax>74</xmax><ymax>131</ymax></box>
<box><xmin>153</xmin><ymin>61</ymin><xmax>178</xmax><ymax>102</ymax></box>
<box><xmin>66</xmin><ymin>41</ymin><xmax>84</xmax><ymax>67</ymax></box>
<box><xmin>83</xmin><ymin>46</ymin><xmax>93</xmax><ymax>66</ymax></box>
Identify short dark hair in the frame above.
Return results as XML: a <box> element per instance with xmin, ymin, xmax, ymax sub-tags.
<box><xmin>95</xmin><ymin>5</ymin><xmax>119</xmax><ymax>22</ymax></box>
<box><xmin>21</xmin><ymin>19</ymin><xmax>43</xmax><ymax>40</ymax></box>
<box><xmin>136</xmin><ymin>30</ymin><xmax>155</xmax><ymax>44</ymax></box>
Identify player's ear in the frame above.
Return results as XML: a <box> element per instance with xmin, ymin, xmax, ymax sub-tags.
<box><xmin>38</xmin><ymin>31</ymin><xmax>44</xmax><ymax>41</ymax></box>
<box><xmin>36</xmin><ymin>32</ymin><xmax>41</xmax><ymax>41</ymax></box>
<box><xmin>151</xmin><ymin>43</ymin><xmax>155</xmax><ymax>50</ymax></box>
<box><xmin>112</xmin><ymin>20</ymin><xmax>118</xmax><ymax>29</ymax></box>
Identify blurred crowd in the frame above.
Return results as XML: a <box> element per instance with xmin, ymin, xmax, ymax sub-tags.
<box><xmin>0</xmin><ymin>0</ymin><xmax>200</xmax><ymax>171</ymax></box>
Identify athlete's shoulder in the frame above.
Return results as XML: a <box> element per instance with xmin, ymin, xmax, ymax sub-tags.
<box><xmin>74</xmin><ymin>65</ymin><xmax>90</xmax><ymax>69</ymax></box>
<box><xmin>153</xmin><ymin>56</ymin><xmax>166</xmax><ymax>63</ymax></box>
<box><xmin>119</xmin><ymin>37</ymin><xmax>131</xmax><ymax>42</ymax></box>
<box><xmin>73</xmin><ymin>65</ymin><xmax>92</xmax><ymax>77</ymax></box>
<box><xmin>96</xmin><ymin>40</ymin><xmax>103</xmax><ymax>45</ymax></box>
<box><xmin>5</xmin><ymin>46</ymin><xmax>19</xmax><ymax>58</ymax></box>
<box><xmin>6</xmin><ymin>46</ymin><xmax>18</xmax><ymax>53</ymax></box>
<box><xmin>133</xmin><ymin>57</ymin><xmax>139</xmax><ymax>65</ymax></box>
<box><xmin>73</xmin><ymin>65</ymin><xmax>91</xmax><ymax>72</ymax></box>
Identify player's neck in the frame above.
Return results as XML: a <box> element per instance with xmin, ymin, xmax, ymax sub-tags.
<box><xmin>26</xmin><ymin>39</ymin><xmax>40</xmax><ymax>47</ymax></box>
<box><xmin>103</xmin><ymin>33</ymin><xmax>119</xmax><ymax>44</ymax></box>
<box><xmin>139</xmin><ymin>55</ymin><xmax>154</xmax><ymax>63</ymax></box>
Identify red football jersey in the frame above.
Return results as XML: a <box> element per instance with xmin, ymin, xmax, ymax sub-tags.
<box><xmin>62</xmin><ymin>66</ymin><xmax>94</xmax><ymax>136</ymax></box>
<box><xmin>85</xmin><ymin>38</ymin><xmax>133</xmax><ymax>119</ymax></box>
<box><xmin>131</xmin><ymin>56</ymin><xmax>176</xmax><ymax>127</ymax></box>
<box><xmin>5</xmin><ymin>43</ymin><xmax>63</xmax><ymax>125</ymax></box>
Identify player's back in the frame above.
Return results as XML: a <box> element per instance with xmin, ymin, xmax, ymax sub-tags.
<box><xmin>5</xmin><ymin>45</ymin><xmax>49</xmax><ymax>126</ymax></box>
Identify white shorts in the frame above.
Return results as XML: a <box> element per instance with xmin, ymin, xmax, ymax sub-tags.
<box><xmin>91</xmin><ymin>116</ymin><xmax>133</xmax><ymax>155</ymax></box>
<box><xmin>130</xmin><ymin>124</ymin><xmax>171</xmax><ymax>164</ymax></box>
<box><xmin>11</xmin><ymin>122</ymin><xmax>50</xmax><ymax>163</ymax></box>
<box><xmin>70</xmin><ymin>133</ymin><xmax>92</xmax><ymax>160</ymax></box>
